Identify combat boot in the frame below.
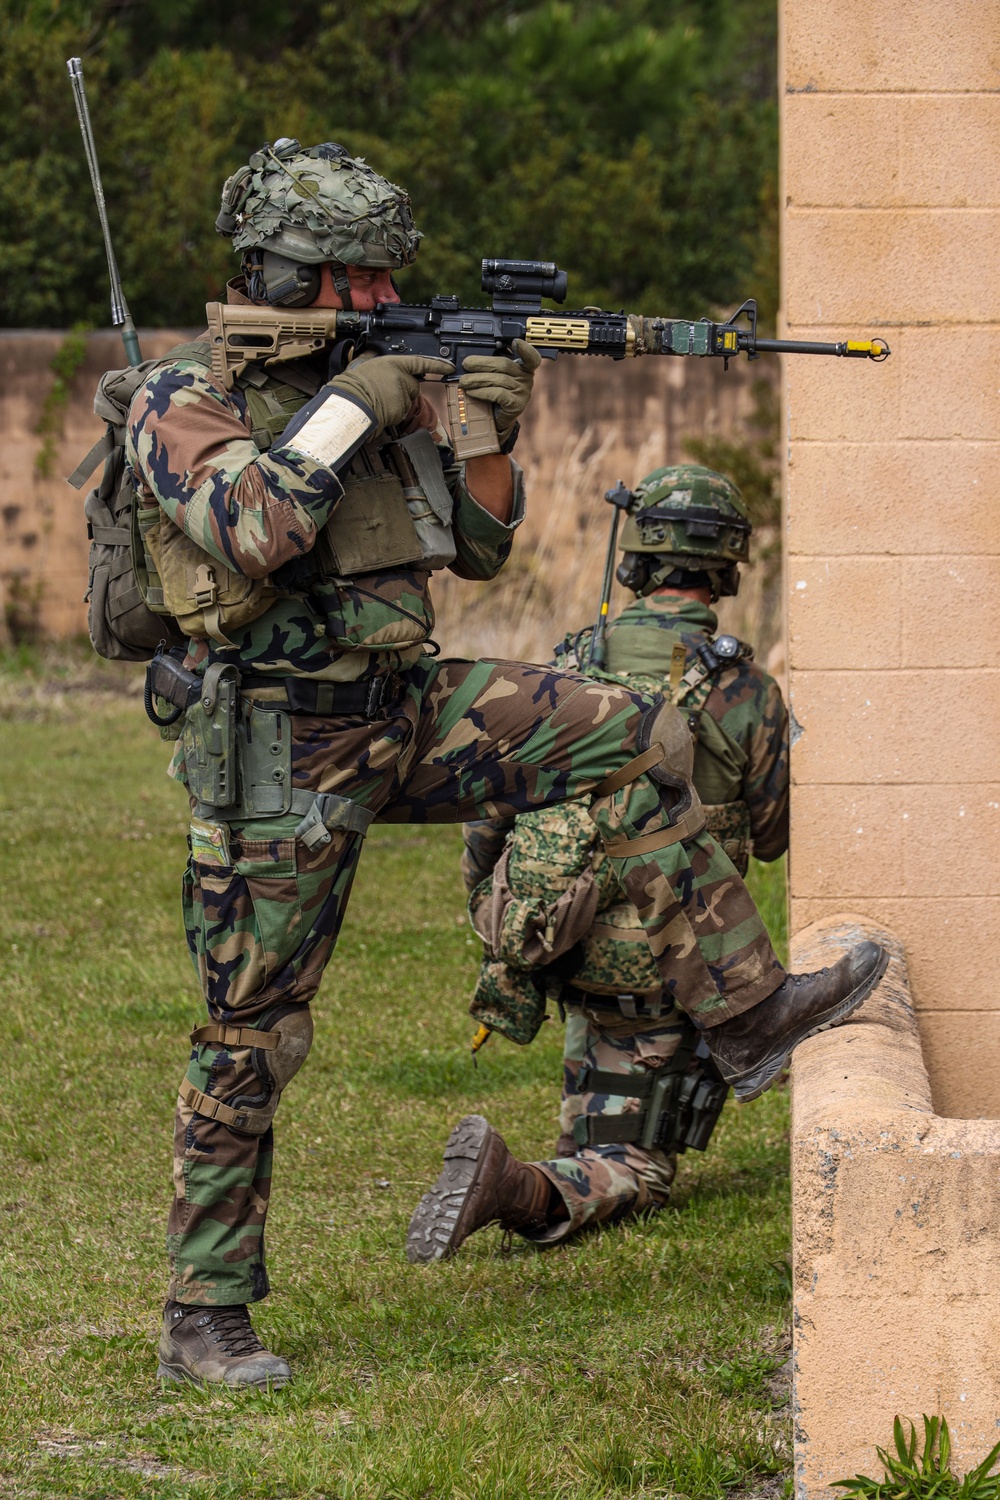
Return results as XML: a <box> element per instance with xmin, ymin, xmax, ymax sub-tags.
<box><xmin>407</xmin><ymin>1114</ymin><xmax>552</xmax><ymax>1262</ymax></box>
<box><xmin>157</xmin><ymin>1300</ymin><xmax>292</xmax><ymax>1388</ymax></box>
<box><xmin>708</xmin><ymin>939</ymin><xmax>889</xmax><ymax>1103</ymax></box>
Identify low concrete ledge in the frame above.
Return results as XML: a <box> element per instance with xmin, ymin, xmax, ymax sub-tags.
<box><xmin>790</xmin><ymin>914</ymin><xmax>1000</xmax><ymax>1500</ymax></box>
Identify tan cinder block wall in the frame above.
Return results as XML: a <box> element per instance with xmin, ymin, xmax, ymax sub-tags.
<box><xmin>782</xmin><ymin>0</ymin><xmax>1000</xmax><ymax>1119</ymax></box>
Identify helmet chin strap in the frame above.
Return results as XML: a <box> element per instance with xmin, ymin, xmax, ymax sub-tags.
<box><xmin>329</xmin><ymin>260</ymin><xmax>353</xmax><ymax>310</ymax></box>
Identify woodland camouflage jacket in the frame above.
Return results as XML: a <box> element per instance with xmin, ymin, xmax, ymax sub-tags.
<box><xmin>125</xmin><ymin>294</ymin><xmax>524</xmax><ymax>681</ymax></box>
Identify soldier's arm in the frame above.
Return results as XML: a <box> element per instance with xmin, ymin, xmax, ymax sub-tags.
<box><xmin>127</xmin><ymin>360</ymin><xmax>366</xmax><ymax>578</ymax></box>
<box><xmin>743</xmin><ymin>675</ymin><xmax>790</xmax><ymax>862</ymax></box>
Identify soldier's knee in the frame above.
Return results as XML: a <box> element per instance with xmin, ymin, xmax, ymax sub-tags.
<box><xmin>179</xmin><ymin>1003</ymin><xmax>314</xmax><ymax>1136</ymax></box>
<box><xmin>592</xmin><ymin>700</ymin><xmax>705</xmax><ymax>854</ymax></box>
<box><xmin>594</xmin><ymin>700</ymin><xmax>694</xmax><ymax>801</ymax></box>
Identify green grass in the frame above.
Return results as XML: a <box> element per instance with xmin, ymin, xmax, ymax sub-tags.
<box><xmin>0</xmin><ymin>690</ymin><xmax>790</xmax><ymax>1500</ymax></box>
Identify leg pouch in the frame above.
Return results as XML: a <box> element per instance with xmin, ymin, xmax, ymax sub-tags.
<box><xmin>183</xmin><ymin>821</ymin><xmax>365</xmax><ymax>1016</ymax></box>
<box><xmin>184</xmin><ymin>834</ymin><xmax>302</xmax><ymax>1014</ymax></box>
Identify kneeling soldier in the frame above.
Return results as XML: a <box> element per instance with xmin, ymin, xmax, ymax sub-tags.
<box><xmin>408</xmin><ymin>466</ymin><xmax>809</xmax><ymax>1258</ymax></box>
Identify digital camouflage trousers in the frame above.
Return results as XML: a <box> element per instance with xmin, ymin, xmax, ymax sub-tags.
<box><xmin>528</xmin><ymin>1003</ymin><xmax>688</xmax><ymax>1242</ymax></box>
<box><xmin>168</xmin><ymin>655</ymin><xmax>783</xmax><ymax>1304</ymax></box>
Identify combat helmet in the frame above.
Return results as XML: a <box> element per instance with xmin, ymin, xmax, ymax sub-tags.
<box><xmin>616</xmin><ymin>463</ymin><xmax>752</xmax><ymax>600</ymax></box>
<box><xmin>216</xmin><ymin>138</ymin><xmax>421</xmax><ymax>309</ymax></box>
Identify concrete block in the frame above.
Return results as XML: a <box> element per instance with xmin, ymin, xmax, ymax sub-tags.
<box><xmin>787</xmin><ymin>327</ymin><xmax>1000</xmax><ymax>442</ymax></box>
<box><xmin>900</xmin><ymin>97</ymin><xmax>1000</xmax><ymax>208</ymax></box>
<box><xmin>784</xmin><ymin>1</ymin><xmax>1000</xmax><ymax>93</ymax></box>
<box><xmin>790</xmin><ymin>669</ymin><xmax>1000</xmax><ymax>783</ymax></box>
<box><xmin>783</xmin><ymin>96</ymin><xmax>1000</xmax><ymax>210</ymax></box>
<box><xmin>791</xmin><ymin>897</ymin><xmax>1000</xmax><ymax>1021</ymax></box>
<box><xmin>790</xmin><ymin>785</ymin><xmax>906</xmax><ymax>897</ymax></box>
<box><xmin>790</xmin><ymin>915</ymin><xmax>1000</xmax><ymax>1500</ymax></box>
<box><xmin>785</xmin><ymin>442</ymin><xmax>1000</xmax><ymax>557</ymax></box>
<box><xmin>785</xmin><ymin>210</ymin><xmax>1000</xmax><ymax>325</ymax></box>
<box><xmin>900</xmin><ymin>328</ymin><xmax>1000</xmax><ymax>441</ymax></box>
<box><xmin>783</xmin><ymin>97</ymin><xmax>900</xmax><ymax>208</ymax></box>
<box><xmin>901</xmin><ymin>558</ymin><xmax>1000</xmax><ymax>667</ymax></box>
<box><xmin>785</xmin><ymin>341</ymin><xmax>901</xmax><ymax>442</ymax></box>
<box><xmin>787</xmin><ymin>557</ymin><xmax>901</xmax><ymax>670</ymax></box>
<box><xmin>899</xmin><ymin>786</ymin><xmax>1000</xmax><ymax>898</ymax></box>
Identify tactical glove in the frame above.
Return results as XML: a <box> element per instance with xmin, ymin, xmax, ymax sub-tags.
<box><xmin>330</xmin><ymin>353</ymin><xmax>455</xmax><ymax>434</ymax></box>
<box><xmin>458</xmin><ymin>339</ymin><xmax>542</xmax><ymax>444</ymax></box>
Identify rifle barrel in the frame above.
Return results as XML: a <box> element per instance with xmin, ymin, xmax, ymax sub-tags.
<box><xmin>754</xmin><ymin>336</ymin><xmax>890</xmax><ymax>360</ymax></box>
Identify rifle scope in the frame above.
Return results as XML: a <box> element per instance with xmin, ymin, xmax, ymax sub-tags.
<box><xmin>482</xmin><ymin>259</ymin><xmax>568</xmax><ymax>307</ymax></box>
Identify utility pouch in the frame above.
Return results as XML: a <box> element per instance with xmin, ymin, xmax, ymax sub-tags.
<box><xmin>313</xmin><ymin>472</ymin><xmax>423</xmax><ymax>576</ymax></box>
<box><xmin>182</xmin><ymin>663</ymin><xmax>240</xmax><ymax>810</ymax></box>
<box><xmin>144</xmin><ymin>512</ymin><xmax>278</xmax><ymax>644</ymax></box>
<box><xmin>389</xmin><ymin>429</ymin><xmax>457</xmax><ymax>571</ymax></box>
<box><xmin>235</xmin><ymin>703</ymin><xmax>292</xmax><ymax>817</ymax></box>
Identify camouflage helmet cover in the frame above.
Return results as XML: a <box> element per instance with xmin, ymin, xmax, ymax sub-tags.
<box><xmin>216</xmin><ymin>138</ymin><xmax>421</xmax><ymax>269</ymax></box>
<box><xmin>619</xmin><ymin>464</ymin><xmax>751</xmax><ymax>569</ymax></box>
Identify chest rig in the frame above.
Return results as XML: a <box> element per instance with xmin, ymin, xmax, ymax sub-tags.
<box><xmin>138</xmin><ymin>347</ymin><xmax>456</xmax><ymax>644</ymax></box>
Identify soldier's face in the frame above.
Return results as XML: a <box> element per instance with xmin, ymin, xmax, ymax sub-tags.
<box><xmin>311</xmin><ymin>263</ymin><xmax>401</xmax><ymax>309</ymax></box>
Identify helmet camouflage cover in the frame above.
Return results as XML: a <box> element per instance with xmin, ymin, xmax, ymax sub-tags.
<box><xmin>617</xmin><ymin>464</ymin><xmax>752</xmax><ymax>599</ymax></box>
<box><xmin>216</xmin><ymin>138</ymin><xmax>421</xmax><ymax>269</ymax></box>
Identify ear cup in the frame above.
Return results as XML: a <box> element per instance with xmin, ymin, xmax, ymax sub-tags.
<box><xmin>261</xmin><ymin>250</ymin><xmax>322</xmax><ymax>307</ymax></box>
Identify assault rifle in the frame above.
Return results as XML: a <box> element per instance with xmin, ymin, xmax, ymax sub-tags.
<box><xmin>206</xmin><ymin>258</ymin><xmax>890</xmax><ymax>460</ymax></box>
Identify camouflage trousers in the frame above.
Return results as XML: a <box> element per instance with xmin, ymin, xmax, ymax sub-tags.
<box><xmin>527</xmin><ymin>1002</ymin><xmax>687</xmax><ymax>1243</ymax></box>
<box><xmin>168</xmin><ymin>655</ymin><xmax>783</xmax><ymax>1304</ymax></box>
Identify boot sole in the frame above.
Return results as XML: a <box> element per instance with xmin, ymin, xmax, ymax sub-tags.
<box><xmin>406</xmin><ymin>1114</ymin><xmax>493</xmax><ymax>1263</ymax></box>
<box><xmin>729</xmin><ymin>944</ymin><xmax>890</xmax><ymax>1104</ymax></box>
<box><xmin>156</xmin><ymin>1359</ymin><xmax>292</xmax><ymax>1390</ymax></box>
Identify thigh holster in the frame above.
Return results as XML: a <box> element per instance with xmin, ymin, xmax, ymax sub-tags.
<box><xmin>594</xmin><ymin>699</ymin><xmax>706</xmax><ymax>857</ymax></box>
<box><xmin>178</xmin><ymin>1003</ymin><xmax>314</xmax><ymax>1135</ymax></box>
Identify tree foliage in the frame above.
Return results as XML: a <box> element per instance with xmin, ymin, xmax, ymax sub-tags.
<box><xmin>1</xmin><ymin>0</ymin><xmax>776</xmax><ymax>328</ymax></box>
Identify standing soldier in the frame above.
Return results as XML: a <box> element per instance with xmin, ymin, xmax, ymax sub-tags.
<box><xmin>125</xmin><ymin>140</ymin><xmax>885</xmax><ymax>1387</ymax></box>
<box><xmin>408</xmin><ymin>465</ymin><xmax>790</xmax><ymax>1259</ymax></box>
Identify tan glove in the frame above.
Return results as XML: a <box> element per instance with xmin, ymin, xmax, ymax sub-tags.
<box><xmin>331</xmin><ymin>353</ymin><xmax>454</xmax><ymax>434</ymax></box>
<box><xmin>458</xmin><ymin>339</ymin><xmax>541</xmax><ymax>444</ymax></box>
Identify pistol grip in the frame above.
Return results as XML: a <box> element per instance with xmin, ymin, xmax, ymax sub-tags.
<box><xmin>444</xmin><ymin>384</ymin><xmax>501</xmax><ymax>461</ymax></box>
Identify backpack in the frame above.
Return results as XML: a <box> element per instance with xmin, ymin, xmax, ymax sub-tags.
<box><xmin>67</xmin><ymin>342</ymin><xmax>214</xmax><ymax>661</ymax></box>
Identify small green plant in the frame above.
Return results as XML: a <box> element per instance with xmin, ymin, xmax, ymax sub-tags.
<box><xmin>34</xmin><ymin>323</ymin><xmax>89</xmax><ymax>478</ymax></box>
<box><xmin>833</xmin><ymin>1416</ymin><xmax>1000</xmax><ymax>1500</ymax></box>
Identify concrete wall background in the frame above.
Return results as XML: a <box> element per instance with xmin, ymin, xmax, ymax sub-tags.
<box><xmin>782</xmin><ymin>0</ymin><xmax>1000</xmax><ymax>1120</ymax></box>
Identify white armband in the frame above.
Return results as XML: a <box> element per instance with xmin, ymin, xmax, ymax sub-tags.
<box><xmin>275</xmin><ymin>387</ymin><xmax>376</xmax><ymax>470</ymax></box>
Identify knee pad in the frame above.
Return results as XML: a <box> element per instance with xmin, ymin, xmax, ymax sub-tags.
<box><xmin>637</xmin><ymin>698</ymin><xmax>694</xmax><ymax>791</ymax></box>
<box><xmin>593</xmin><ymin>699</ymin><xmax>705</xmax><ymax>856</ymax></box>
<box><xmin>179</xmin><ymin>1004</ymin><xmax>314</xmax><ymax>1136</ymax></box>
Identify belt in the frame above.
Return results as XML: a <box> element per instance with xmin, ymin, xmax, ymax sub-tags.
<box><xmin>239</xmin><ymin>672</ymin><xmax>403</xmax><ymax>719</ymax></box>
<box><xmin>562</xmin><ymin>983</ymin><xmax>671</xmax><ymax>1020</ymax></box>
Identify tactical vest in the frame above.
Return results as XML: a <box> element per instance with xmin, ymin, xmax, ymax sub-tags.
<box><xmin>473</xmin><ymin>624</ymin><xmax>754</xmax><ymax>1000</ymax></box>
<box><xmin>76</xmin><ymin>342</ymin><xmax>457</xmax><ymax>654</ymax></box>
<box><xmin>141</xmin><ymin>348</ymin><xmax>458</xmax><ymax>647</ymax></box>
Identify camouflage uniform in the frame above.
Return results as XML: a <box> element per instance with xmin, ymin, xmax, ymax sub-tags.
<box><xmin>461</xmin><ymin>589</ymin><xmax>789</xmax><ymax>1242</ymax></box>
<box><xmin>127</xmin><ymin>289</ymin><xmax>789</xmax><ymax>1307</ymax></box>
